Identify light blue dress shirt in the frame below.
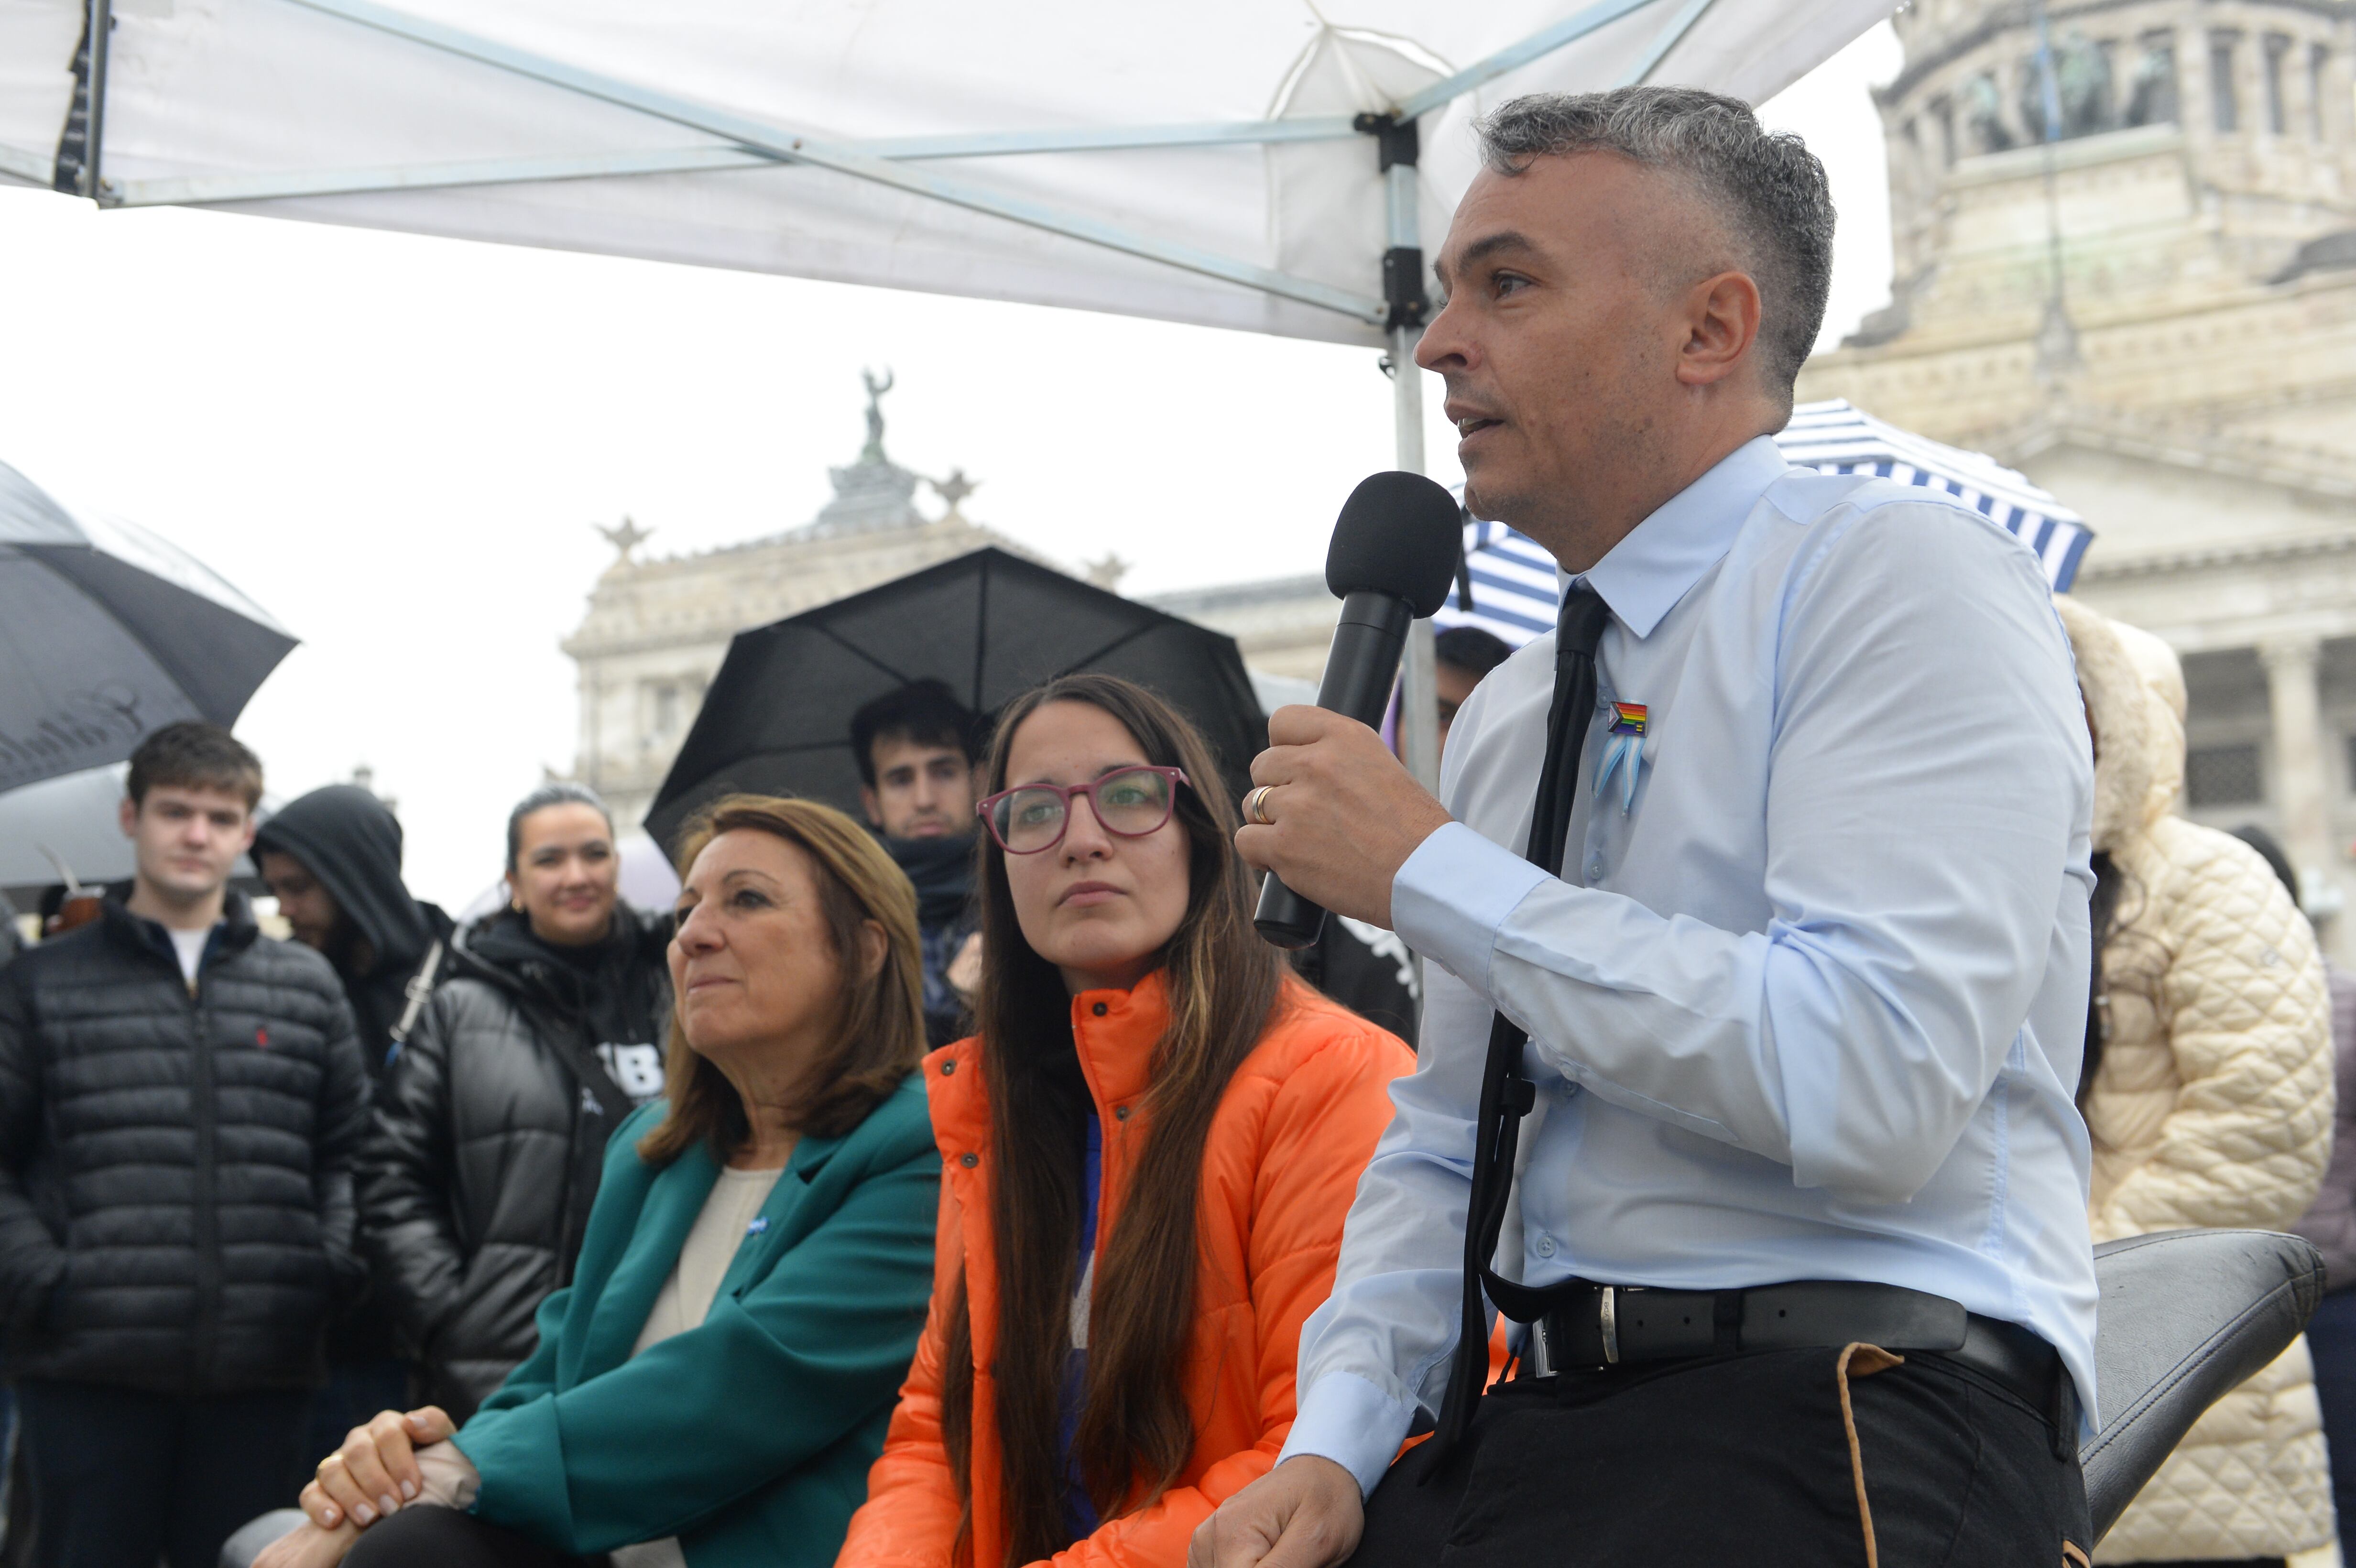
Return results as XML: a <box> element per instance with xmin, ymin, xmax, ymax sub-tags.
<box><xmin>1280</xmin><ymin>436</ymin><xmax>2100</xmax><ymax>1495</ymax></box>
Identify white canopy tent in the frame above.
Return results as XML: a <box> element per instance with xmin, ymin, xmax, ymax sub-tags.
<box><xmin>0</xmin><ymin>0</ymin><xmax>1890</xmax><ymax>780</ymax></box>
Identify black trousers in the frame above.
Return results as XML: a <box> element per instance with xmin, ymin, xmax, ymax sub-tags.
<box><xmin>14</xmin><ymin>1379</ymin><xmax>309</xmax><ymax>1568</ymax></box>
<box><xmin>1345</xmin><ymin>1345</ymin><xmax>2091</xmax><ymax>1568</ymax></box>
<box><xmin>345</xmin><ymin>1504</ymin><xmax>605</xmax><ymax>1568</ymax></box>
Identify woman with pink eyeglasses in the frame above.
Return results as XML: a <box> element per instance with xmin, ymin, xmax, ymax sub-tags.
<box><xmin>838</xmin><ymin>673</ymin><xmax>1414</xmax><ymax>1568</ymax></box>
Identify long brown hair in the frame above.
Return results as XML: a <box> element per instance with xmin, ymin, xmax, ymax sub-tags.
<box><xmin>637</xmin><ymin>794</ymin><xmax>927</xmax><ymax>1165</ymax></box>
<box><xmin>942</xmin><ymin>675</ymin><xmax>1284</xmax><ymax>1564</ymax></box>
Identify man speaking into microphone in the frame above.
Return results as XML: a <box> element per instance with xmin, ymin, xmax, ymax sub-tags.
<box><xmin>1197</xmin><ymin>87</ymin><xmax>2097</xmax><ymax>1568</ymax></box>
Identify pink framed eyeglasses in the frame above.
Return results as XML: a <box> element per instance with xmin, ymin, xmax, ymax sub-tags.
<box><xmin>976</xmin><ymin>765</ymin><xmax>1190</xmax><ymax>854</ymax></box>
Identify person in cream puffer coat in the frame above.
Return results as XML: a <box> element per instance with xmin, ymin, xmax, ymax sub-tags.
<box><xmin>2056</xmin><ymin>596</ymin><xmax>2337</xmax><ymax>1564</ymax></box>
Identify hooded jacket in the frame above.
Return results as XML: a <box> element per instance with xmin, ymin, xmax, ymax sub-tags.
<box><xmin>838</xmin><ymin>972</ymin><xmax>1413</xmax><ymax>1568</ymax></box>
<box><xmin>358</xmin><ymin>905</ymin><xmax>672</xmax><ymax>1420</ymax></box>
<box><xmin>2057</xmin><ymin>597</ymin><xmax>2336</xmax><ymax>1563</ymax></box>
<box><xmin>0</xmin><ymin>891</ymin><xmax>368</xmax><ymax>1394</ymax></box>
<box><xmin>252</xmin><ymin>784</ymin><xmax>455</xmax><ymax>1081</ymax></box>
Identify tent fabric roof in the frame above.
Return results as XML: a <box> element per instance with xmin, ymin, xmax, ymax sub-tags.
<box><xmin>0</xmin><ymin>0</ymin><xmax>1889</xmax><ymax>346</ymax></box>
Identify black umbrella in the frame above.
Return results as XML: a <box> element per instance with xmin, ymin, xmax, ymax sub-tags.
<box><xmin>0</xmin><ymin>459</ymin><xmax>297</xmax><ymax>793</ymax></box>
<box><xmin>645</xmin><ymin>548</ymin><xmax>1269</xmax><ymax>852</ymax></box>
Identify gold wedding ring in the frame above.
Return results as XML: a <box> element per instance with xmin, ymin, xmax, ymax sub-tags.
<box><xmin>1243</xmin><ymin>785</ymin><xmax>1276</xmax><ymax>827</ymax></box>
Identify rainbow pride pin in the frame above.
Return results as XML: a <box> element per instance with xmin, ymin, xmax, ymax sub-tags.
<box><xmin>1595</xmin><ymin>702</ymin><xmax>1649</xmax><ymax>812</ymax></box>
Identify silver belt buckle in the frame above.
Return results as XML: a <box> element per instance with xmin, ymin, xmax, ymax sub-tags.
<box><xmin>1599</xmin><ymin>1285</ymin><xmax>1620</xmax><ymax>1365</ymax></box>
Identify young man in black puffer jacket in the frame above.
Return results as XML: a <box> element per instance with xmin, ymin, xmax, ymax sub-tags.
<box><xmin>0</xmin><ymin>724</ymin><xmax>367</xmax><ymax>1568</ymax></box>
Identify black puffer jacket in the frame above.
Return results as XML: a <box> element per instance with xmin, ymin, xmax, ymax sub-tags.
<box><xmin>0</xmin><ymin>893</ymin><xmax>367</xmax><ymax>1394</ymax></box>
<box><xmin>358</xmin><ymin>906</ymin><xmax>671</xmax><ymax>1419</ymax></box>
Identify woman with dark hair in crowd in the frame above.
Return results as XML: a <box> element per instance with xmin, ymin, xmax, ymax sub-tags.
<box><xmin>838</xmin><ymin>673</ymin><xmax>1413</xmax><ymax>1568</ymax></box>
<box><xmin>359</xmin><ymin>782</ymin><xmax>675</xmax><ymax>1419</ymax></box>
<box><xmin>255</xmin><ymin>795</ymin><xmax>940</xmax><ymax>1568</ymax></box>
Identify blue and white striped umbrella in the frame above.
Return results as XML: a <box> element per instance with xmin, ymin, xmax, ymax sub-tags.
<box><xmin>1434</xmin><ymin>400</ymin><xmax>2095</xmax><ymax>647</ymax></box>
<box><xmin>1776</xmin><ymin>400</ymin><xmax>2093</xmax><ymax>591</ymax></box>
<box><xmin>1436</xmin><ymin>518</ymin><xmax>1561</xmax><ymax>647</ymax></box>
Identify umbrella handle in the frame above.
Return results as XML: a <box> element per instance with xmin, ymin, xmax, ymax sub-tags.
<box><xmin>36</xmin><ymin>844</ymin><xmax>82</xmax><ymax>895</ymax></box>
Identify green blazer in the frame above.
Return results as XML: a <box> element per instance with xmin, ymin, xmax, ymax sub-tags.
<box><xmin>451</xmin><ymin>1076</ymin><xmax>939</xmax><ymax>1568</ymax></box>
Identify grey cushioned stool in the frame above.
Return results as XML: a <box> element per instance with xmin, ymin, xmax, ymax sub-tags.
<box><xmin>2084</xmin><ymin>1229</ymin><xmax>2326</xmax><ymax>1542</ymax></box>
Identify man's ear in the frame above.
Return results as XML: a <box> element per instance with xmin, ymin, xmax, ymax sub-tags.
<box><xmin>118</xmin><ymin>795</ymin><xmax>138</xmax><ymax>839</ymax></box>
<box><xmin>859</xmin><ymin>784</ymin><xmax>882</xmax><ymax>828</ymax></box>
<box><xmin>1674</xmin><ymin>269</ymin><xmax>1763</xmax><ymax>389</ymax></box>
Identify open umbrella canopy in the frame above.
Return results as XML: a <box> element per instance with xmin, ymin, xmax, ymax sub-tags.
<box><xmin>644</xmin><ymin>547</ymin><xmax>1265</xmax><ymax>853</ymax></box>
<box><xmin>0</xmin><ymin>458</ymin><xmax>296</xmax><ymax>794</ymax></box>
<box><xmin>1776</xmin><ymin>400</ymin><xmax>2095</xmax><ymax>591</ymax></box>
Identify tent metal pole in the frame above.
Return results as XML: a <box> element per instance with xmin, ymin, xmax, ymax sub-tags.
<box><xmin>106</xmin><ymin>116</ymin><xmax>1372</xmax><ymax>208</ymax></box>
<box><xmin>273</xmin><ymin>0</ymin><xmax>1385</xmax><ymax>324</ymax></box>
<box><xmin>1397</xmin><ymin>0</ymin><xmax>1661</xmax><ymax>120</ymax></box>
<box><xmin>1395</xmin><ymin>328</ymin><xmax>1440</xmax><ymax>796</ymax></box>
<box><xmin>1615</xmin><ymin>0</ymin><xmax>1717</xmax><ymax>86</ymax></box>
<box><xmin>1377</xmin><ymin>140</ymin><xmax>1443</xmax><ymax>800</ymax></box>
<box><xmin>79</xmin><ymin>0</ymin><xmax>112</xmax><ymax>199</ymax></box>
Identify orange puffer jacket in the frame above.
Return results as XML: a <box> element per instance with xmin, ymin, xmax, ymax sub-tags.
<box><xmin>837</xmin><ymin>970</ymin><xmax>1414</xmax><ymax>1568</ymax></box>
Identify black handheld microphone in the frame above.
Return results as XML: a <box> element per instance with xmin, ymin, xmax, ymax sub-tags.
<box><xmin>1254</xmin><ymin>471</ymin><xmax>1464</xmax><ymax>950</ymax></box>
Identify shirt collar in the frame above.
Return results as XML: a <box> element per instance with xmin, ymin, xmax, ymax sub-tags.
<box><xmin>1575</xmin><ymin>435</ymin><xmax>1791</xmax><ymax>638</ymax></box>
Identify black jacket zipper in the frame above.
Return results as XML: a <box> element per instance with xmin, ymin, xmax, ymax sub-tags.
<box><xmin>189</xmin><ymin>960</ymin><xmax>221</xmax><ymax>1395</ymax></box>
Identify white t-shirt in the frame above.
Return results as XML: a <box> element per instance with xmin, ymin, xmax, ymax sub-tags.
<box><xmin>166</xmin><ymin>927</ymin><xmax>208</xmax><ymax>988</ymax></box>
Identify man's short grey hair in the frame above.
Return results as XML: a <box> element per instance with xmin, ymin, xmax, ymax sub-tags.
<box><xmin>1473</xmin><ymin>86</ymin><xmax>1834</xmax><ymax>401</ymax></box>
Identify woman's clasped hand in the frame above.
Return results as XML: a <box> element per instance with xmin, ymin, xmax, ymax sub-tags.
<box><xmin>302</xmin><ymin>1406</ymin><xmax>458</xmax><ymax>1529</ymax></box>
<box><xmin>251</xmin><ymin>1408</ymin><xmax>458</xmax><ymax>1568</ymax></box>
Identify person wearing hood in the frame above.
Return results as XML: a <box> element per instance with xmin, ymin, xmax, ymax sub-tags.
<box><xmin>851</xmin><ymin>680</ymin><xmax>984</xmax><ymax>1047</ymax></box>
<box><xmin>2056</xmin><ymin>597</ymin><xmax>2336</xmax><ymax>1566</ymax></box>
<box><xmin>256</xmin><ymin>784</ymin><xmax>457</xmax><ymax>1084</ymax></box>
<box><xmin>255</xmin><ymin>784</ymin><xmax>460</xmax><ymax>1462</ymax></box>
<box><xmin>357</xmin><ymin>783</ymin><xmax>673</xmax><ymax>1422</ymax></box>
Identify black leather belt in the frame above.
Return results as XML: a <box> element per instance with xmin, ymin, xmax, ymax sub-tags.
<box><xmin>1522</xmin><ymin>1279</ymin><xmax>2062</xmax><ymax>1413</ymax></box>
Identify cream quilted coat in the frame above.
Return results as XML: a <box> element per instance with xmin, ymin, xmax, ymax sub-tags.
<box><xmin>2055</xmin><ymin>598</ymin><xmax>2337</xmax><ymax>1562</ymax></box>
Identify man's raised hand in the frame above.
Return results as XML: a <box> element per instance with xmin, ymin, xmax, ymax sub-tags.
<box><xmin>1235</xmin><ymin>706</ymin><xmax>1452</xmax><ymax>929</ymax></box>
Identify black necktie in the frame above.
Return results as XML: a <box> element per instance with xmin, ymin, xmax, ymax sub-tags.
<box><xmin>1429</xmin><ymin>584</ymin><xmax>1612</xmax><ymax>1466</ymax></box>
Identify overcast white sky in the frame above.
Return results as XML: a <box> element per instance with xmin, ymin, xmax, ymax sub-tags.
<box><xmin>0</xmin><ymin>21</ymin><xmax>1904</xmax><ymax>913</ymax></box>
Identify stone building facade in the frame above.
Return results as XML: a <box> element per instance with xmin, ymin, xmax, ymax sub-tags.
<box><xmin>564</xmin><ymin>377</ymin><xmax>1330</xmax><ymax>830</ymax></box>
<box><xmin>563</xmin><ymin>380</ymin><xmax>1044</xmax><ymax>829</ymax></box>
<box><xmin>1797</xmin><ymin>0</ymin><xmax>2356</xmax><ymax>953</ymax></box>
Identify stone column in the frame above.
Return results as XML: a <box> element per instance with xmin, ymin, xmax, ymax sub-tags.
<box><xmin>2259</xmin><ymin>635</ymin><xmax>2331</xmax><ymax>901</ymax></box>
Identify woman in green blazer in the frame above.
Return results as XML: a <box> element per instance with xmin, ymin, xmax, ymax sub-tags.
<box><xmin>260</xmin><ymin>796</ymin><xmax>941</xmax><ymax>1568</ymax></box>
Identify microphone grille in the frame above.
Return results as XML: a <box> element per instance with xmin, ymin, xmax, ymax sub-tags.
<box><xmin>1325</xmin><ymin>471</ymin><xmax>1464</xmax><ymax>618</ymax></box>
